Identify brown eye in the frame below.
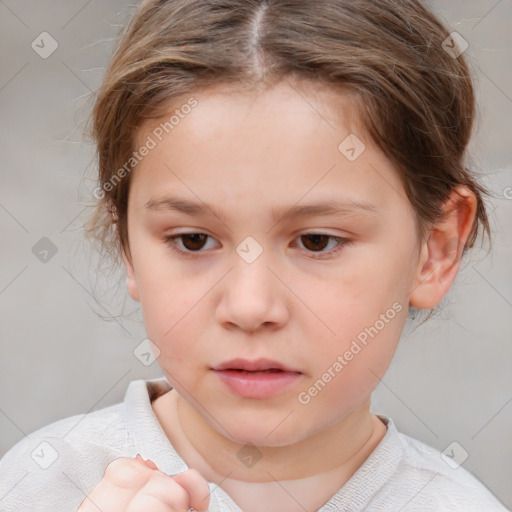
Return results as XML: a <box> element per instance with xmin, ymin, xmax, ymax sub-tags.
<box><xmin>300</xmin><ymin>234</ymin><xmax>331</xmax><ymax>252</ymax></box>
<box><xmin>163</xmin><ymin>233</ymin><xmax>218</xmax><ymax>258</ymax></box>
<box><xmin>179</xmin><ymin>233</ymin><xmax>208</xmax><ymax>251</ymax></box>
<box><xmin>295</xmin><ymin>233</ymin><xmax>350</xmax><ymax>259</ymax></box>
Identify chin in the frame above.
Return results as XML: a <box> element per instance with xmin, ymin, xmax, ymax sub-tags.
<box><xmin>218</xmin><ymin>413</ymin><xmax>310</xmax><ymax>447</ymax></box>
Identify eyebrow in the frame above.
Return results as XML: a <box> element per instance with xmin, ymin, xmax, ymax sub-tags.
<box><xmin>145</xmin><ymin>195</ymin><xmax>379</xmax><ymax>223</ymax></box>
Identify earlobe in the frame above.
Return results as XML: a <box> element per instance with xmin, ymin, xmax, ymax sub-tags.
<box><xmin>122</xmin><ymin>248</ymin><xmax>141</xmax><ymax>302</ymax></box>
<box><xmin>409</xmin><ymin>186</ymin><xmax>477</xmax><ymax>310</ymax></box>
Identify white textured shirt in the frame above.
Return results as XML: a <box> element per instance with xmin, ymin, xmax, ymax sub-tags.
<box><xmin>0</xmin><ymin>377</ymin><xmax>508</xmax><ymax>512</ymax></box>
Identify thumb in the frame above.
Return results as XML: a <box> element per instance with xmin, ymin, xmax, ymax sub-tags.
<box><xmin>171</xmin><ymin>468</ymin><xmax>211</xmax><ymax>511</ymax></box>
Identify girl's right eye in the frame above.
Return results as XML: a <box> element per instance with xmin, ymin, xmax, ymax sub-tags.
<box><xmin>163</xmin><ymin>233</ymin><xmax>218</xmax><ymax>259</ymax></box>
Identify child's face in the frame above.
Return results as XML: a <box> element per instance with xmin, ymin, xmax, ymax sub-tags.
<box><xmin>125</xmin><ymin>79</ymin><xmax>424</xmax><ymax>446</ymax></box>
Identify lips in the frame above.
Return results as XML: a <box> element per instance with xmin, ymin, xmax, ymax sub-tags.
<box><xmin>213</xmin><ymin>358</ymin><xmax>299</xmax><ymax>373</ymax></box>
<box><xmin>212</xmin><ymin>358</ymin><xmax>302</xmax><ymax>399</ymax></box>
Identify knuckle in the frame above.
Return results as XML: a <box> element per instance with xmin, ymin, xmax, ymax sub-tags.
<box><xmin>142</xmin><ymin>475</ymin><xmax>190</xmax><ymax>509</ymax></box>
<box><xmin>185</xmin><ymin>468</ymin><xmax>202</xmax><ymax>480</ymax></box>
<box><xmin>183</xmin><ymin>468</ymin><xmax>210</xmax><ymax>493</ymax></box>
<box><xmin>103</xmin><ymin>457</ymin><xmax>150</xmax><ymax>488</ymax></box>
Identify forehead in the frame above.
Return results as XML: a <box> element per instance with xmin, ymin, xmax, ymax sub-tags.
<box><xmin>137</xmin><ymin>79</ymin><xmax>364</xmax><ymax>148</ymax></box>
<box><xmin>130</xmin><ymin>79</ymin><xmax>407</xmax><ymax>219</ymax></box>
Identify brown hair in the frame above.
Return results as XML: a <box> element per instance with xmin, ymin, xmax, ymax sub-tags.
<box><xmin>87</xmin><ymin>0</ymin><xmax>491</xmax><ymax>265</ymax></box>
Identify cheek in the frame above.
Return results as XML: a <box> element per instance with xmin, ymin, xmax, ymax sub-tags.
<box><xmin>299</xmin><ymin>254</ymin><xmax>402</xmax><ymax>335</ymax></box>
<box><xmin>139</xmin><ymin>288</ymin><xmax>202</xmax><ymax>359</ymax></box>
<box><xmin>295</xmin><ymin>250</ymin><xmax>408</xmax><ymax>386</ymax></box>
<box><xmin>296</xmin><ymin>305</ymin><xmax>406</xmax><ymax>425</ymax></box>
<box><xmin>131</xmin><ymin>261</ymin><xmax>201</xmax><ymax>365</ymax></box>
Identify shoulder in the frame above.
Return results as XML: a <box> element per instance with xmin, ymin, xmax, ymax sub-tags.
<box><xmin>376</xmin><ymin>421</ymin><xmax>509</xmax><ymax>511</ymax></box>
<box><xmin>0</xmin><ymin>395</ymin><xmax>129</xmax><ymax>511</ymax></box>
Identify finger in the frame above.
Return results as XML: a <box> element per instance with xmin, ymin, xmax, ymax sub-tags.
<box><xmin>171</xmin><ymin>469</ymin><xmax>210</xmax><ymax>511</ymax></box>
<box><xmin>103</xmin><ymin>456</ymin><xmax>154</xmax><ymax>489</ymax></box>
<box><xmin>81</xmin><ymin>475</ymin><xmax>135</xmax><ymax>511</ymax></box>
<box><xmin>132</xmin><ymin>474</ymin><xmax>191</xmax><ymax>511</ymax></box>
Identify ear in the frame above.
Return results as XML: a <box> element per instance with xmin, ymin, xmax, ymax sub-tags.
<box><xmin>121</xmin><ymin>246</ymin><xmax>141</xmax><ymax>302</ymax></box>
<box><xmin>410</xmin><ymin>185</ymin><xmax>477</xmax><ymax>310</ymax></box>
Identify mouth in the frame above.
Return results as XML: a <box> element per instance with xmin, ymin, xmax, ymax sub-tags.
<box><xmin>222</xmin><ymin>368</ymin><xmax>286</xmax><ymax>374</ymax></box>
<box><xmin>212</xmin><ymin>358</ymin><xmax>302</xmax><ymax>399</ymax></box>
<box><xmin>212</xmin><ymin>358</ymin><xmax>300</xmax><ymax>373</ymax></box>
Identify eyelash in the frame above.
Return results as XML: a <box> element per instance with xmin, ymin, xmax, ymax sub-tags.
<box><xmin>162</xmin><ymin>232</ymin><xmax>351</xmax><ymax>260</ymax></box>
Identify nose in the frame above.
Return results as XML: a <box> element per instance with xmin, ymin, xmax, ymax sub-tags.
<box><xmin>215</xmin><ymin>253</ymin><xmax>289</xmax><ymax>334</ymax></box>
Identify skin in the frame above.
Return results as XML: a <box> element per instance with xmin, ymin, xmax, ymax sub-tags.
<box><xmin>121</xmin><ymin>77</ymin><xmax>477</xmax><ymax>511</ymax></box>
<box><xmin>78</xmin><ymin>457</ymin><xmax>210</xmax><ymax>511</ymax></box>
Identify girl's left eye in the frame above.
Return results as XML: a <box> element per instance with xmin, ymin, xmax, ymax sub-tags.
<box><xmin>293</xmin><ymin>234</ymin><xmax>349</xmax><ymax>257</ymax></box>
<box><xmin>163</xmin><ymin>232</ymin><xmax>350</xmax><ymax>259</ymax></box>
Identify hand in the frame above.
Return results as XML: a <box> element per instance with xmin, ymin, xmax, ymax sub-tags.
<box><xmin>77</xmin><ymin>455</ymin><xmax>210</xmax><ymax>511</ymax></box>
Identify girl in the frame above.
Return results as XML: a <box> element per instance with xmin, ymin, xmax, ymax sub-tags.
<box><xmin>0</xmin><ymin>0</ymin><xmax>509</xmax><ymax>510</ymax></box>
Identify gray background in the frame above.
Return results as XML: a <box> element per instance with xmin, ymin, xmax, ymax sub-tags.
<box><xmin>0</xmin><ymin>0</ymin><xmax>511</xmax><ymax>508</ymax></box>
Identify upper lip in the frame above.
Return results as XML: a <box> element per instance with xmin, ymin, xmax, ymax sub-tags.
<box><xmin>213</xmin><ymin>358</ymin><xmax>300</xmax><ymax>373</ymax></box>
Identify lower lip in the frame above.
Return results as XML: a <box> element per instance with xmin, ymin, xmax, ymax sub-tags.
<box><xmin>213</xmin><ymin>369</ymin><xmax>302</xmax><ymax>399</ymax></box>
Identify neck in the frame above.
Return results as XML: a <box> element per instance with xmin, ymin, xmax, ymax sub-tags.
<box><xmin>175</xmin><ymin>392</ymin><xmax>385</xmax><ymax>483</ymax></box>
